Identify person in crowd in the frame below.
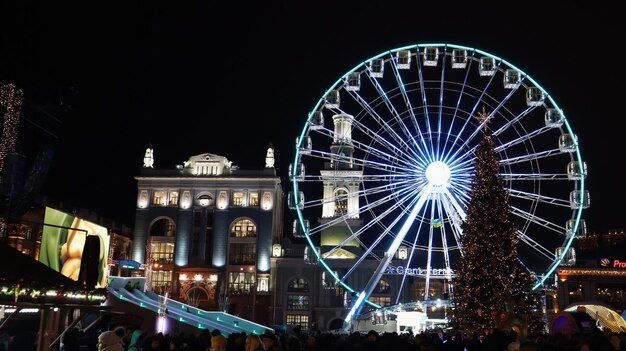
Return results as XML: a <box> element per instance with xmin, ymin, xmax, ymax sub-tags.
<box><xmin>245</xmin><ymin>334</ymin><xmax>265</xmax><ymax>351</ymax></box>
<box><xmin>170</xmin><ymin>334</ymin><xmax>189</xmax><ymax>351</ymax></box>
<box><xmin>98</xmin><ymin>330</ymin><xmax>125</xmax><ymax>351</ymax></box>
<box><xmin>143</xmin><ymin>333</ymin><xmax>168</xmax><ymax>351</ymax></box>
<box><xmin>127</xmin><ymin>329</ymin><xmax>147</xmax><ymax>351</ymax></box>
<box><xmin>362</xmin><ymin>330</ymin><xmax>381</xmax><ymax>351</ymax></box>
<box><xmin>283</xmin><ymin>335</ymin><xmax>302</xmax><ymax>351</ymax></box>
<box><xmin>507</xmin><ymin>340</ymin><xmax>521</xmax><ymax>351</ymax></box>
<box><xmin>210</xmin><ymin>329</ymin><xmax>226</xmax><ymax>351</ymax></box>
<box><xmin>260</xmin><ymin>332</ymin><xmax>279</xmax><ymax>351</ymax></box>
<box><xmin>302</xmin><ymin>335</ymin><xmax>318</xmax><ymax>351</ymax></box>
<box><xmin>196</xmin><ymin>329</ymin><xmax>212</xmax><ymax>351</ymax></box>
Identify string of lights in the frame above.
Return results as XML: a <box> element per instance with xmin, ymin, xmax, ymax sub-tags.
<box><xmin>0</xmin><ymin>83</ymin><xmax>24</xmax><ymax>177</ymax></box>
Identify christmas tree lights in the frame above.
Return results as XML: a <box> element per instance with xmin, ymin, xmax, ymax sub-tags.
<box><xmin>452</xmin><ymin>108</ymin><xmax>542</xmax><ymax>335</ymax></box>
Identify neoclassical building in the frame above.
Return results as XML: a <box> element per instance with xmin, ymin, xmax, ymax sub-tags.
<box><xmin>131</xmin><ymin>144</ymin><xmax>283</xmax><ymax>326</ymax></box>
<box><xmin>130</xmin><ymin>138</ymin><xmax>445</xmax><ymax>331</ymax></box>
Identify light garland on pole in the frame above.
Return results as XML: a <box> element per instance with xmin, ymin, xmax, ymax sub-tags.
<box><xmin>0</xmin><ymin>83</ymin><xmax>24</xmax><ymax>177</ymax></box>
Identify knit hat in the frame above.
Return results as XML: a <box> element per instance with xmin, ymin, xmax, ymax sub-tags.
<box><xmin>98</xmin><ymin>330</ymin><xmax>121</xmax><ymax>347</ymax></box>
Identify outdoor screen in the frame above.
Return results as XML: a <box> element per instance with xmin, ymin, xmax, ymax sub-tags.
<box><xmin>39</xmin><ymin>207</ymin><xmax>110</xmax><ymax>288</ymax></box>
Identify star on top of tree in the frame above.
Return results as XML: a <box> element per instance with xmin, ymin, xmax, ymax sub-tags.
<box><xmin>475</xmin><ymin>106</ymin><xmax>492</xmax><ymax>131</ymax></box>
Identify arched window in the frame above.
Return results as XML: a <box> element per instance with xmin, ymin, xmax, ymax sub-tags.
<box><xmin>334</xmin><ymin>188</ymin><xmax>348</xmax><ymax>216</ymax></box>
<box><xmin>231</xmin><ymin>219</ymin><xmax>256</xmax><ymax>237</ymax></box>
<box><xmin>287</xmin><ymin>278</ymin><xmax>309</xmax><ymax>293</ymax></box>
<box><xmin>150</xmin><ymin>218</ymin><xmax>176</xmax><ymax>237</ymax></box>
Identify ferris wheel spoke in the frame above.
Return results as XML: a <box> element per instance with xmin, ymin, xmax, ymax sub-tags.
<box><xmin>516</xmin><ymin>229</ymin><xmax>557</xmax><ymax>261</ymax></box>
<box><xmin>508</xmin><ymin>188</ymin><xmax>571</xmax><ymax>208</ymax></box>
<box><xmin>314</xmin><ymin>181</ymin><xmax>421</xmax><ymax>238</ymax></box>
<box><xmin>423</xmin><ymin>198</ymin><xmax>438</xmax><ymax>300</ymax></box>
<box><xmin>309</xmin><ymin>183</ymin><xmax>420</xmax><ymax>237</ymax></box>
<box><xmin>412</xmin><ymin>48</ymin><xmax>437</xmax><ymax>159</ymax></box>
<box><xmin>349</xmin><ymin>119</ymin><xmax>430</xmax><ymax>170</ymax></box>
<box><xmin>365</xmin><ymin>60</ymin><xmax>431</xmax><ymax>159</ymax></box>
<box><xmin>306</xmin><ymin>144</ymin><xmax>415</xmax><ymax>174</ymax></box>
<box><xmin>494</xmin><ymin>125</ymin><xmax>555</xmax><ymax>153</ymax></box>
<box><xmin>500</xmin><ymin>147</ymin><xmax>563</xmax><ymax>166</ymax></box>
<box><xmin>442</xmin><ymin>51</ymin><xmax>475</xmax><ymax>162</ymax></box>
<box><xmin>441</xmin><ymin>187</ymin><xmax>468</xmax><ymax>220</ymax></box>
<box><xmin>483</xmin><ymin>74</ymin><xmax>527</xmax><ymax>120</ymax></box>
<box><xmin>443</xmin><ymin>59</ymin><xmax>502</xmax><ymax>164</ymax></box>
<box><xmin>341</xmin><ymin>189</ymin><xmax>429</xmax><ymax>303</ymax></box>
<box><xmin>350</xmin><ymin>123</ymin><xmax>425</xmax><ymax>167</ymax></box>
<box><xmin>345</xmin><ymin>89</ymin><xmax>426</xmax><ymax>162</ymax></box>
<box><xmin>510</xmin><ymin>206</ymin><xmax>566</xmax><ymax>235</ymax></box>
<box><xmin>501</xmin><ymin>173</ymin><xmax>570</xmax><ymax>181</ymax></box>
<box><xmin>445</xmin><ymin>158</ymin><xmax>475</xmax><ymax>179</ymax></box>
<box><xmin>440</xmin><ymin>195</ymin><xmax>465</xmax><ymax>252</ymax></box>
<box><xmin>435</xmin><ymin>50</ymin><xmax>448</xmax><ymax>158</ymax></box>
<box><xmin>448</xmin><ymin>179</ymin><xmax>473</xmax><ymax>200</ymax></box>
<box><xmin>389</xmin><ymin>50</ymin><xmax>434</xmax><ymax>155</ymax></box>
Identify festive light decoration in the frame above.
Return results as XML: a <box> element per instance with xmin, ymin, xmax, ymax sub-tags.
<box><xmin>0</xmin><ymin>283</ymin><xmax>107</xmax><ymax>303</ymax></box>
<box><xmin>0</xmin><ymin>83</ymin><xmax>24</xmax><ymax>177</ymax></box>
<box><xmin>452</xmin><ymin>108</ymin><xmax>542</xmax><ymax>335</ymax></box>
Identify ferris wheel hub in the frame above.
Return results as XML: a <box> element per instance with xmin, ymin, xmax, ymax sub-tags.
<box><xmin>425</xmin><ymin>161</ymin><xmax>450</xmax><ymax>186</ymax></box>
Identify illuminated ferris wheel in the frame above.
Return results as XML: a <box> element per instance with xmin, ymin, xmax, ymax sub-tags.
<box><xmin>288</xmin><ymin>43</ymin><xmax>588</xmax><ymax>317</ymax></box>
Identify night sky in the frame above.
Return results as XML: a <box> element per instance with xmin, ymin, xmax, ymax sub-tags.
<box><xmin>1</xmin><ymin>1</ymin><xmax>624</xmax><ymax>235</ymax></box>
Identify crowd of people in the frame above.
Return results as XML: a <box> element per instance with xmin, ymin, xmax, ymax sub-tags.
<box><xmin>52</xmin><ymin>324</ymin><xmax>626</xmax><ymax>351</ymax></box>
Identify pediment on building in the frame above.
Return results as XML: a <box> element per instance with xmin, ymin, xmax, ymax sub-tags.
<box><xmin>182</xmin><ymin>153</ymin><xmax>233</xmax><ymax>175</ymax></box>
<box><xmin>322</xmin><ymin>247</ymin><xmax>358</xmax><ymax>259</ymax></box>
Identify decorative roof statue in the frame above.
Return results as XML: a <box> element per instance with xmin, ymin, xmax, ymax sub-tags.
<box><xmin>143</xmin><ymin>144</ymin><xmax>154</xmax><ymax>168</ymax></box>
<box><xmin>265</xmin><ymin>143</ymin><xmax>275</xmax><ymax>168</ymax></box>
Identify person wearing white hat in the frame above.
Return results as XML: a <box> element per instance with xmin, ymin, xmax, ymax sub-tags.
<box><xmin>97</xmin><ymin>330</ymin><xmax>124</xmax><ymax>351</ymax></box>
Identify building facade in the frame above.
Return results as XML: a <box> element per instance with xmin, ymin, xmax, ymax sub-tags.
<box><xmin>131</xmin><ymin>145</ymin><xmax>283</xmax><ymax>326</ymax></box>
<box><xmin>555</xmin><ymin>231</ymin><xmax>626</xmax><ymax>314</ymax></box>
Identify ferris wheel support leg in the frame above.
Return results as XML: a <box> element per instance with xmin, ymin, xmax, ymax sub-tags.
<box><xmin>343</xmin><ymin>184</ymin><xmax>432</xmax><ymax>331</ymax></box>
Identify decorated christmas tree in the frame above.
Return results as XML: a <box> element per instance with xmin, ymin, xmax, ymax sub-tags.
<box><xmin>452</xmin><ymin>107</ymin><xmax>540</xmax><ymax>335</ymax></box>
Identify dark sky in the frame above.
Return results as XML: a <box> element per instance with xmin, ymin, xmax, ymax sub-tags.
<box><xmin>1</xmin><ymin>1</ymin><xmax>624</xmax><ymax>234</ymax></box>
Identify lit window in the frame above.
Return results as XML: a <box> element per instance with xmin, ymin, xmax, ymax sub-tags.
<box><xmin>227</xmin><ymin>272</ymin><xmax>255</xmax><ymax>294</ymax></box>
<box><xmin>368</xmin><ymin>296</ymin><xmax>391</xmax><ymax>307</ymax></box>
<box><xmin>229</xmin><ymin>243</ymin><xmax>256</xmax><ymax>264</ymax></box>
<box><xmin>257</xmin><ymin>276</ymin><xmax>269</xmax><ymax>292</ymax></box>
<box><xmin>153</xmin><ymin>191</ymin><xmax>166</xmax><ymax>206</ymax></box>
<box><xmin>287</xmin><ymin>295</ymin><xmax>309</xmax><ymax>310</ymax></box>
<box><xmin>233</xmin><ymin>192</ymin><xmax>244</xmax><ymax>206</ymax></box>
<box><xmin>322</xmin><ymin>271</ymin><xmax>338</xmax><ymax>289</ymax></box>
<box><xmin>286</xmin><ymin>315</ymin><xmax>309</xmax><ymax>330</ymax></box>
<box><xmin>288</xmin><ymin>278</ymin><xmax>309</xmax><ymax>292</ymax></box>
<box><xmin>249</xmin><ymin>192</ymin><xmax>259</xmax><ymax>207</ymax></box>
<box><xmin>334</xmin><ymin>189</ymin><xmax>348</xmax><ymax>216</ymax></box>
<box><xmin>169</xmin><ymin>191</ymin><xmax>179</xmax><ymax>206</ymax></box>
<box><xmin>231</xmin><ymin>219</ymin><xmax>256</xmax><ymax>237</ymax></box>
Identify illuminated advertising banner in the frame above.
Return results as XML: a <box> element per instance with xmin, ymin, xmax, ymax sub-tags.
<box><xmin>39</xmin><ymin>207</ymin><xmax>110</xmax><ymax>287</ymax></box>
<box><xmin>600</xmin><ymin>258</ymin><xmax>626</xmax><ymax>269</ymax></box>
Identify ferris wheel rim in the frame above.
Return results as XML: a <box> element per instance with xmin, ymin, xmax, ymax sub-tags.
<box><xmin>290</xmin><ymin>43</ymin><xmax>586</xmax><ymax>301</ymax></box>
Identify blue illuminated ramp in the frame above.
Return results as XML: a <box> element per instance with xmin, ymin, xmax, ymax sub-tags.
<box><xmin>107</xmin><ymin>287</ymin><xmax>272</xmax><ymax>336</ymax></box>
